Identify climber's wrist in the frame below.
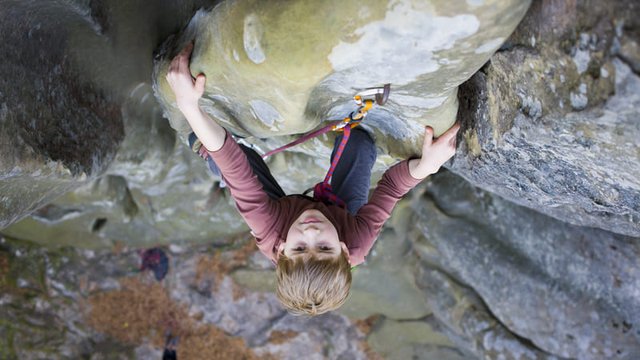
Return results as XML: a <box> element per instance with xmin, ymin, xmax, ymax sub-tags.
<box><xmin>408</xmin><ymin>158</ymin><xmax>437</xmax><ymax>180</ymax></box>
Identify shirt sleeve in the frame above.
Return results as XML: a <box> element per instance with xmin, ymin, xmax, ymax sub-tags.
<box><xmin>349</xmin><ymin>160</ymin><xmax>422</xmax><ymax>265</ymax></box>
<box><xmin>204</xmin><ymin>131</ymin><xmax>281</xmax><ymax>242</ymax></box>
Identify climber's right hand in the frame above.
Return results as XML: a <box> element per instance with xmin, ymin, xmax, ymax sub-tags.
<box><xmin>408</xmin><ymin>123</ymin><xmax>460</xmax><ymax>179</ymax></box>
<box><xmin>166</xmin><ymin>42</ymin><xmax>206</xmax><ymax>112</ymax></box>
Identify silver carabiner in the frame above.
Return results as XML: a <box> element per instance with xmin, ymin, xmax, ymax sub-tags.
<box><xmin>354</xmin><ymin>84</ymin><xmax>391</xmax><ymax>105</ymax></box>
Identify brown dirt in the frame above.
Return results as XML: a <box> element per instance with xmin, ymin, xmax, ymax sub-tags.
<box><xmin>354</xmin><ymin>315</ymin><xmax>384</xmax><ymax>360</ymax></box>
<box><xmin>231</xmin><ymin>281</ymin><xmax>246</xmax><ymax>301</ymax></box>
<box><xmin>353</xmin><ymin>314</ymin><xmax>381</xmax><ymax>335</ymax></box>
<box><xmin>195</xmin><ymin>254</ymin><xmax>224</xmax><ymax>285</ymax></box>
<box><xmin>195</xmin><ymin>232</ymin><xmax>257</xmax><ymax>292</ymax></box>
<box><xmin>86</xmin><ymin>277</ymin><xmax>258</xmax><ymax>360</ymax></box>
<box><xmin>361</xmin><ymin>343</ymin><xmax>384</xmax><ymax>360</ymax></box>
<box><xmin>268</xmin><ymin>330</ymin><xmax>298</xmax><ymax>345</ymax></box>
<box><xmin>111</xmin><ymin>240</ymin><xmax>126</xmax><ymax>255</ymax></box>
<box><xmin>178</xmin><ymin>326</ymin><xmax>257</xmax><ymax>360</ymax></box>
<box><xmin>0</xmin><ymin>251</ymin><xmax>9</xmax><ymax>289</ymax></box>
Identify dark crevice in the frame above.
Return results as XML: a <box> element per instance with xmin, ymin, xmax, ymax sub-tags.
<box><xmin>616</xmin><ymin>55</ymin><xmax>640</xmax><ymax>76</ymax></box>
<box><xmin>89</xmin><ymin>0</ymin><xmax>110</xmax><ymax>34</ymax></box>
<box><xmin>91</xmin><ymin>218</ymin><xmax>107</xmax><ymax>233</ymax></box>
<box><xmin>495</xmin><ymin>42</ymin><xmax>539</xmax><ymax>55</ymax></box>
<box><xmin>394</xmin><ymin>314</ymin><xmax>433</xmax><ymax>323</ymax></box>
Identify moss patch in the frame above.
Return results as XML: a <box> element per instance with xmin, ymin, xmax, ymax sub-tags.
<box><xmin>464</xmin><ymin>129</ymin><xmax>482</xmax><ymax>157</ymax></box>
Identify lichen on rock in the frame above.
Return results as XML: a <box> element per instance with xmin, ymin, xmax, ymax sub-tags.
<box><xmin>451</xmin><ymin>0</ymin><xmax>640</xmax><ymax>236</ymax></box>
<box><xmin>152</xmin><ymin>0</ymin><xmax>531</xmax><ymax>162</ymax></box>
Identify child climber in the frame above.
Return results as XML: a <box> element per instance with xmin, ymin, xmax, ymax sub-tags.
<box><xmin>166</xmin><ymin>43</ymin><xmax>460</xmax><ymax>316</ymax></box>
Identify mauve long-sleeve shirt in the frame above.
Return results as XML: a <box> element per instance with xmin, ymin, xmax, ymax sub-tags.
<box><xmin>206</xmin><ymin>132</ymin><xmax>422</xmax><ymax>266</ymax></box>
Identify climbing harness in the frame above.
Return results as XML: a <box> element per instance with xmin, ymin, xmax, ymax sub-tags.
<box><xmin>263</xmin><ymin>84</ymin><xmax>391</xmax><ymax>207</ymax></box>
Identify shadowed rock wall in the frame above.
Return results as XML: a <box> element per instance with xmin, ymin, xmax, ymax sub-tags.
<box><xmin>0</xmin><ymin>1</ymin><xmax>123</xmax><ymax>228</ymax></box>
<box><xmin>0</xmin><ymin>0</ymin><xmax>226</xmax><ymax>243</ymax></box>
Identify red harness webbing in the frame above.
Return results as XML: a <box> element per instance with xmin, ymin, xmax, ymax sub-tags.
<box><xmin>312</xmin><ymin>125</ymin><xmax>352</xmax><ymax>208</ymax></box>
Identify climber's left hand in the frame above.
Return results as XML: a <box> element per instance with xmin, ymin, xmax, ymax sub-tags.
<box><xmin>166</xmin><ymin>42</ymin><xmax>206</xmax><ymax>112</ymax></box>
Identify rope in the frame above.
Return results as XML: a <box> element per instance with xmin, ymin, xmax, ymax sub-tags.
<box><xmin>261</xmin><ymin>121</ymin><xmax>339</xmax><ymax>158</ymax></box>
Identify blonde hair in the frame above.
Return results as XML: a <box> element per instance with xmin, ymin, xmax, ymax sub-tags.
<box><xmin>275</xmin><ymin>250</ymin><xmax>352</xmax><ymax>316</ymax></box>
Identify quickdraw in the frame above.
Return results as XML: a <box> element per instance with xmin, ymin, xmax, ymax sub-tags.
<box><xmin>261</xmin><ymin>84</ymin><xmax>391</xmax><ymax>158</ymax></box>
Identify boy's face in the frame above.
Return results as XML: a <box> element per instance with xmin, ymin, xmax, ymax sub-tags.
<box><xmin>281</xmin><ymin>209</ymin><xmax>349</xmax><ymax>261</ymax></box>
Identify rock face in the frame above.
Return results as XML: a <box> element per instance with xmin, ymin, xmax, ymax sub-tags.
<box><xmin>451</xmin><ymin>0</ymin><xmax>640</xmax><ymax>237</ymax></box>
<box><xmin>153</xmin><ymin>0</ymin><xmax>530</xmax><ymax>160</ymax></box>
<box><xmin>0</xmin><ymin>2</ymin><xmax>124</xmax><ymax>228</ymax></box>
<box><xmin>1</xmin><ymin>0</ymin><xmax>640</xmax><ymax>359</ymax></box>
<box><xmin>0</xmin><ymin>0</ymin><xmax>254</xmax><ymax>247</ymax></box>
<box><xmin>412</xmin><ymin>171</ymin><xmax>640</xmax><ymax>359</ymax></box>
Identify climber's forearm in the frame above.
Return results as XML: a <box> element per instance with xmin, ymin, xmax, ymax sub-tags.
<box><xmin>179</xmin><ymin>103</ymin><xmax>226</xmax><ymax>152</ymax></box>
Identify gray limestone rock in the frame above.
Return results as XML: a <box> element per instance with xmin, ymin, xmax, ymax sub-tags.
<box><xmin>451</xmin><ymin>0</ymin><xmax>640</xmax><ymax>236</ymax></box>
<box><xmin>367</xmin><ymin>316</ymin><xmax>467</xmax><ymax>360</ymax></box>
<box><xmin>618</xmin><ymin>36</ymin><xmax>640</xmax><ymax>74</ymax></box>
<box><xmin>415</xmin><ymin>268</ymin><xmax>555</xmax><ymax>360</ymax></box>
<box><xmin>1</xmin><ymin>0</ymin><xmax>252</xmax><ymax>247</ymax></box>
<box><xmin>0</xmin><ymin>0</ymin><xmax>212</xmax><ymax>230</ymax></box>
<box><xmin>412</xmin><ymin>171</ymin><xmax>640</xmax><ymax>359</ymax></box>
<box><xmin>1</xmin><ymin>1</ymin><xmax>640</xmax><ymax>359</ymax></box>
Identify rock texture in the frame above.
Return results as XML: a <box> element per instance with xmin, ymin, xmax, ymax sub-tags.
<box><xmin>152</xmin><ymin>0</ymin><xmax>530</xmax><ymax>160</ymax></box>
<box><xmin>451</xmin><ymin>0</ymin><xmax>640</xmax><ymax>236</ymax></box>
<box><xmin>1</xmin><ymin>0</ymin><xmax>640</xmax><ymax>359</ymax></box>
<box><xmin>0</xmin><ymin>0</ymin><xmax>254</xmax><ymax>246</ymax></box>
<box><xmin>412</xmin><ymin>171</ymin><xmax>640</xmax><ymax>359</ymax></box>
<box><xmin>0</xmin><ymin>1</ymin><xmax>123</xmax><ymax>228</ymax></box>
<box><xmin>0</xmin><ymin>235</ymin><xmax>374</xmax><ymax>359</ymax></box>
